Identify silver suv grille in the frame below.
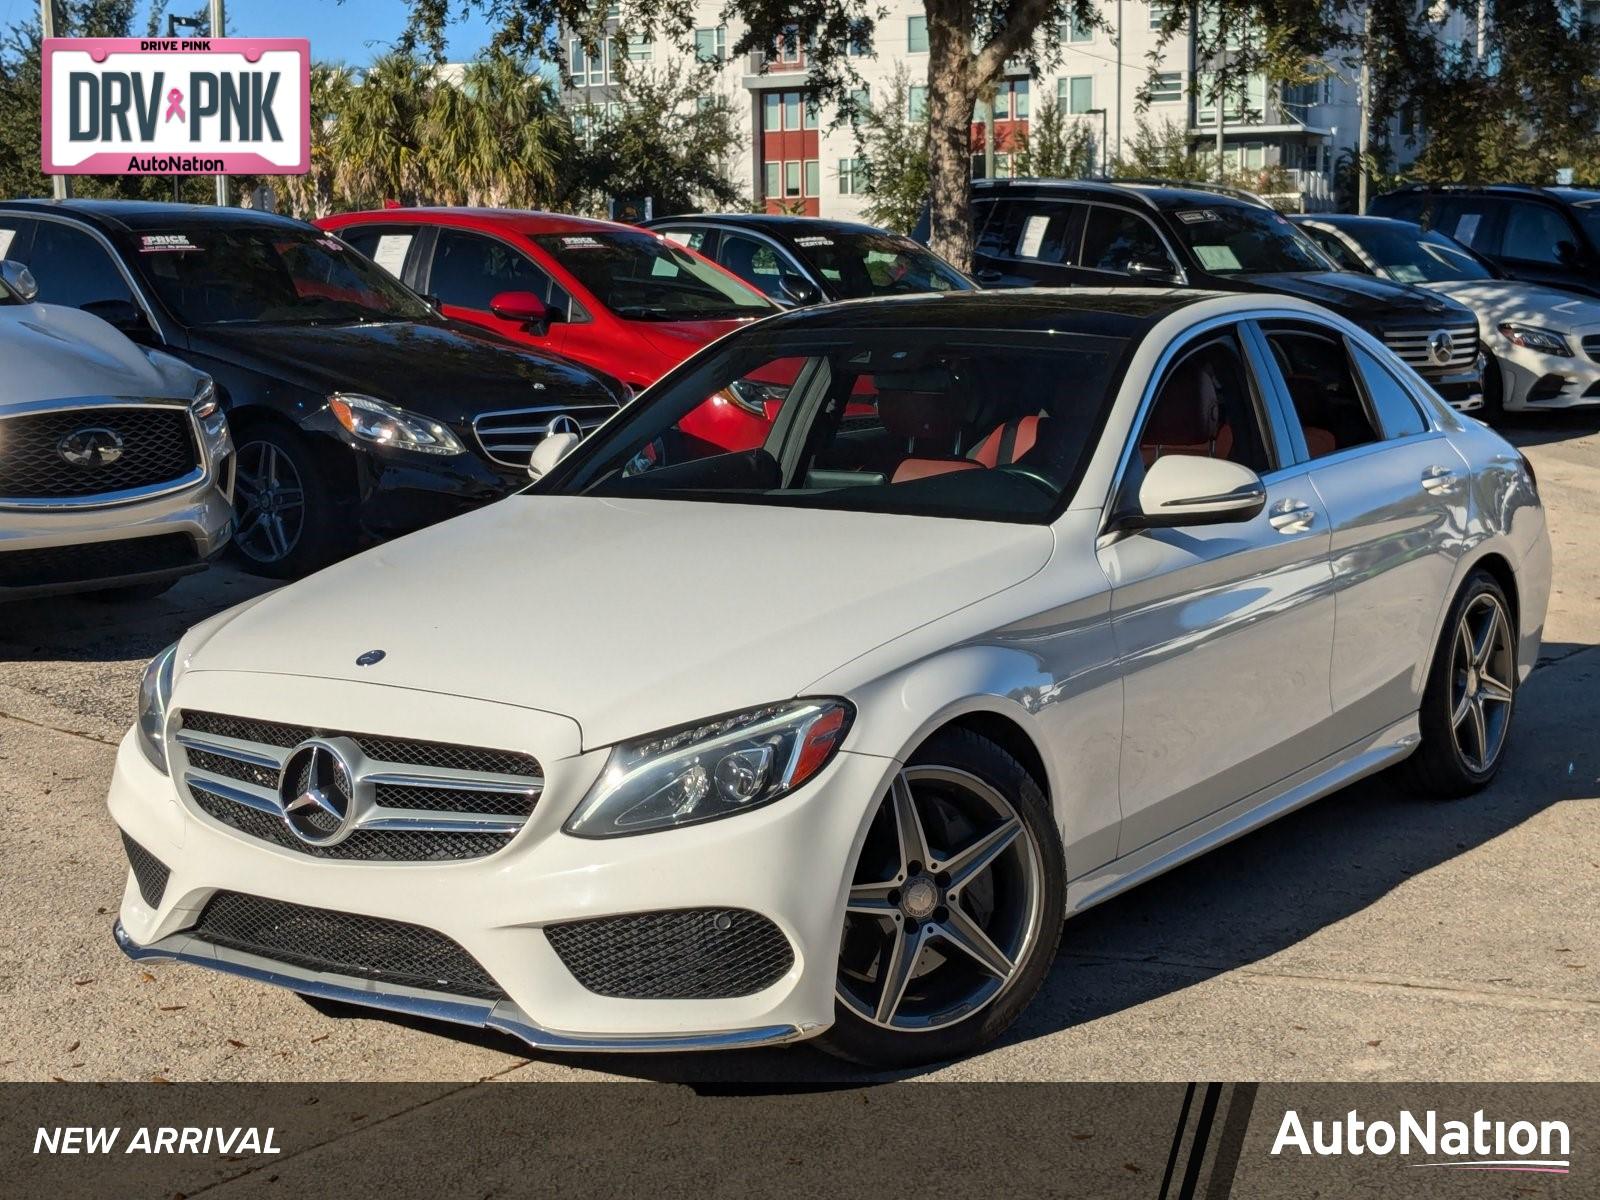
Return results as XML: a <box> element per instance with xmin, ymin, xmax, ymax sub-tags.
<box><xmin>0</xmin><ymin>403</ymin><xmax>201</xmax><ymax>504</ymax></box>
<box><xmin>173</xmin><ymin>710</ymin><xmax>542</xmax><ymax>862</ymax></box>
<box><xmin>1382</xmin><ymin>320</ymin><xmax>1480</xmax><ymax>373</ymax></box>
<box><xmin>472</xmin><ymin>404</ymin><xmax>618</xmax><ymax>468</ymax></box>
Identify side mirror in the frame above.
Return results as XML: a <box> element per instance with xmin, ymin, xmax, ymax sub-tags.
<box><xmin>0</xmin><ymin>259</ymin><xmax>37</xmax><ymax>302</ymax></box>
<box><xmin>526</xmin><ymin>430</ymin><xmax>579</xmax><ymax>481</ymax></box>
<box><xmin>780</xmin><ymin>276</ymin><xmax>822</xmax><ymax>306</ymax></box>
<box><xmin>1130</xmin><ymin>455</ymin><xmax>1266</xmax><ymax>528</ymax></box>
<box><xmin>490</xmin><ymin>290</ymin><xmax>555</xmax><ymax>329</ymax></box>
<box><xmin>1127</xmin><ymin>258</ymin><xmax>1179</xmax><ymax>282</ymax></box>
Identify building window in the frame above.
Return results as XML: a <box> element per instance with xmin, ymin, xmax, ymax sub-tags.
<box><xmin>763</xmin><ymin>92</ymin><xmax>781</xmax><ymax>131</ymax></box>
<box><xmin>1062</xmin><ymin>76</ymin><xmax>1094</xmax><ymax>114</ymax></box>
<box><xmin>805</xmin><ymin>160</ymin><xmax>820</xmax><ymax>196</ymax></box>
<box><xmin>849</xmin><ymin>85</ymin><xmax>870</xmax><ymax>125</ymax></box>
<box><xmin>694</xmin><ymin>26</ymin><xmax>726</xmax><ymax>63</ymax></box>
<box><xmin>908</xmin><ymin>15</ymin><xmax>929</xmax><ymax>53</ymax></box>
<box><xmin>785</xmin><ymin>161</ymin><xmax>802</xmax><ymax>197</ymax></box>
<box><xmin>1244</xmin><ymin>142</ymin><xmax>1265</xmax><ymax>169</ymax></box>
<box><xmin>1149</xmin><ymin>2</ymin><xmax>1180</xmax><ymax>29</ymax></box>
<box><xmin>909</xmin><ymin>85</ymin><xmax>928</xmax><ymax>121</ymax></box>
<box><xmin>626</xmin><ymin>34</ymin><xmax>652</xmax><ymax>62</ymax></box>
<box><xmin>994</xmin><ymin>152</ymin><xmax>1014</xmax><ymax>179</ymax></box>
<box><xmin>804</xmin><ymin>96</ymin><xmax>819</xmax><ymax>129</ymax></box>
<box><xmin>765</xmin><ymin>161</ymin><xmax>781</xmax><ymax>199</ymax></box>
<box><xmin>784</xmin><ymin>91</ymin><xmax>801</xmax><ymax>130</ymax></box>
<box><xmin>1149</xmin><ymin>71</ymin><xmax>1182</xmax><ymax>102</ymax></box>
<box><xmin>991</xmin><ymin>79</ymin><xmax>1029</xmax><ymax>120</ymax></box>
<box><xmin>776</xmin><ymin>24</ymin><xmax>801</xmax><ymax>64</ymax></box>
<box><xmin>1065</xmin><ymin>15</ymin><xmax>1093</xmax><ymax>42</ymax></box>
<box><xmin>839</xmin><ymin>158</ymin><xmax>865</xmax><ymax>194</ymax></box>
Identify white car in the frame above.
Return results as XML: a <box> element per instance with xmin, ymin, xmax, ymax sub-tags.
<box><xmin>1</xmin><ymin>261</ymin><xmax>234</xmax><ymax>601</ymax></box>
<box><xmin>108</xmin><ymin>289</ymin><xmax>1550</xmax><ymax>1067</ymax></box>
<box><xmin>1296</xmin><ymin>214</ymin><xmax>1600</xmax><ymax>417</ymax></box>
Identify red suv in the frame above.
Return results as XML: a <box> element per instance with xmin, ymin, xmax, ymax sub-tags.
<box><xmin>317</xmin><ymin>208</ymin><xmax>780</xmax><ymax>446</ymax></box>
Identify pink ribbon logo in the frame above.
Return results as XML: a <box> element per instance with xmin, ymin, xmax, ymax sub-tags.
<box><xmin>164</xmin><ymin>88</ymin><xmax>185</xmax><ymax>123</ymax></box>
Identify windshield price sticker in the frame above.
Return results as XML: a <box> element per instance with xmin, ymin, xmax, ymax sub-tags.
<box><xmin>795</xmin><ymin>235</ymin><xmax>834</xmax><ymax>247</ymax></box>
<box><xmin>1176</xmin><ymin>209</ymin><xmax>1220</xmax><ymax>224</ymax></box>
<box><xmin>42</xmin><ymin>37</ymin><xmax>309</xmax><ymax>175</ymax></box>
<box><xmin>139</xmin><ymin>233</ymin><xmax>199</xmax><ymax>252</ymax></box>
<box><xmin>561</xmin><ymin>236</ymin><xmax>603</xmax><ymax>249</ymax></box>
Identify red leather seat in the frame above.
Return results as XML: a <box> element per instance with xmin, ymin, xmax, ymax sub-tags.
<box><xmin>1139</xmin><ymin>364</ymin><xmax>1233</xmax><ymax>466</ymax></box>
<box><xmin>892</xmin><ymin>414</ymin><xmax>1050</xmax><ymax>483</ymax></box>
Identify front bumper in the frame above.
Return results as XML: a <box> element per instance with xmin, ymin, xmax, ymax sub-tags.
<box><xmin>1496</xmin><ymin>333</ymin><xmax>1600</xmax><ymax>411</ymax></box>
<box><xmin>107</xmin><ymin>679</ymin><xmax>896</xmax><ymax>1051</ymax></box>
<box><xmin>0</xmin><ymin>471</ymin><xmax>234</xmax><ymax>601</ymax></box>
<box><xmin>1421</xmin><ymin>366</ymin><xmax>1485</xmax><ymax>413</ymax></box>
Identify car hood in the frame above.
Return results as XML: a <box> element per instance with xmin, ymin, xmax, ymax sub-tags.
<box><xmin>1417</xmin><ymin>278</ymin><xmax>1600</xmax><ymax>332</ymax></box>
<box><xmin>183</xmin><ymin>495</ymin><xmax>1055</xmax><ymax>749</ymax></box>
<box><xmin>188</xmin><ymin>320</ymin><xmax>618</xmax><ymax>423</ymax></box>
<box><xmin>2</xmin><ymin>302</ymin><xmax>198</xmax><ymax>406</ymax></box>
<box><xmin>630</xmin><ymin>317</ymin><xmax>761</xmax><ymax>365</ymax></box>
<box><xmin>1239</xmin><ymin>271</ymin><xmax>1463</xmax><ymax>321</ymax></box>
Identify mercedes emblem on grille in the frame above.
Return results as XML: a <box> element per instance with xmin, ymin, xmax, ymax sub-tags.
<box><xmin>1427</xmin><ymin>330</ymin><xmax>1456</xmax><ymax>366</ymax></box>
<box><xmin>355</xmin><ymin>649</ymin><xmax>386</xmax><ymax>666</ymax></box>
<box><xmin>57</xmin><ymin>426</ymin><xmax>125</xmax><ymax>468</ymax></box>
<box><xmin>278</xmin><ymin>739</ymin><xmax>359</xmax><ymax>846</ymax></box>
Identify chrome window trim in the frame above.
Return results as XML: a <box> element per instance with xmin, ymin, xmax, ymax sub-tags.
<box><xmin>11</xmin><ymin>212</ymin><xmax>169</xmax><ymax>342</ymax></box>
<box><xmin>0</xmin><ymin>397</ymin><xmax>208</xmax><ymax>511</ymax></box>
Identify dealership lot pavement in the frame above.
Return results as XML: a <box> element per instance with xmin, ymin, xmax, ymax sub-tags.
<box><xmin>2</xmin><ymin>414</ymin><xmax>1598</xmax><ymax>1089</ymax></box>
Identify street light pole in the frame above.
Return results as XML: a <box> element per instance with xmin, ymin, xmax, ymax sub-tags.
<box><xmin>211</xmin><ymin>0</ymin><xmax>227</xmax><ymax>206</ymax></box>
<box><xmin>40</xmin><ymin>0</ymin><xmax>69</xmax><ymax>198</ymax></box>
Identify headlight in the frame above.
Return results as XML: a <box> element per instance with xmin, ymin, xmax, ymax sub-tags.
<box><xmin>564</xmin><ymin>699</ymin><xmax>852</xmax><ymax>839</ymax></box>
<box><xmin>1498</xmin><ymin>323</ymin><xmax>1573</xmax><ymax>357</ymax></box>
<box><xmin>191</xmin><ymin>376</ymin><xmax>219</xmax><ymax>420</ymax></box>
<box><xmin>328</xmin><ymin>392</ymin><xmax>465</xmax><ymax>455</ymax></box>
<box><xmin>136</xmin><ymin>643</ymin><xmax>178</xmax><ymax>775</ymax></box>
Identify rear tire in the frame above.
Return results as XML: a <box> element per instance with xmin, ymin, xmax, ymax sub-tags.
<box><xmin>816</xmin><ymin>728</ymin><xmax>1064</xmax><ymax>1068</ymax></box>
<box><xmin>1403</xmin><ymin>570</ymin><xmax>1518</xmax><ymax>798</ymax></box>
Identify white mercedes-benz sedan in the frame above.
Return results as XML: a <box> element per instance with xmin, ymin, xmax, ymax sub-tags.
<box><xmin>108</xmin><ymin>289</ymin><xmax>1550</xmax><ymax>1067</ymax></box>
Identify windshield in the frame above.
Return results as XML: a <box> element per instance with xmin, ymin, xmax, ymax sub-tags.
<box><xmin>1347</xmin><ymin>225</ymin><xmax>1496</xmax><ymax>283</ymax></box>
<box><xmin>126</xmin><ymin>226</ymin><xmax>435</xmax><ymax>327</ymax></box>
<box><xmin>1171</xmin><ymin>205</ymin><xmax>1335</xmax><ymax>275</ymax></box>
<box><xmin>790</xmin><ymin>231</ymin><xmax>972</xmax><ymax>299</ymax></box>
<box><xmin>1571</xmin><ymin>201</ymin><xmax>1600</xmax><ymax>250</ymax></box>
<box><xmin>542</xmin><ymin>325</ymin><xmax>1130</xmax><ymax>523</ymax></box>
<box><xmin>533</xmin><ymin>231</ymin><xmax>773</xmax><ymax>321</ymax></box>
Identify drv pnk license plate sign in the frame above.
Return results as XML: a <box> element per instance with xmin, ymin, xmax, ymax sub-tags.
<box><xmin>42</xmin><ymin>38</ymin><xmax>309</xmax><ymax>176</ymax></box>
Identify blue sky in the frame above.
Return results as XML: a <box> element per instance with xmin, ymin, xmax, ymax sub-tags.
<box><xmin>0</xmin><ymin>0</ymin><xmax>499</xmax><ymax>65</ymax></box>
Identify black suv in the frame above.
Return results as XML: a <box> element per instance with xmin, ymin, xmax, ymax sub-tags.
<box><xmin>0</xmin><ymin>201</ymin><xmax>621</xmax><ymax>578</ymax></box>
<box><xmin>943</xmin><ymin>179</ymin><xmax>1485</xmax><ymax>411</ymax></box>
<box><xmin>1369</xmin><ymin>184</ymin><xmax>1600</xmax><ymax>299</ymax></box>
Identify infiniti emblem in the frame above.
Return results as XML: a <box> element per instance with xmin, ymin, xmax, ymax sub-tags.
<box><xmin>1427</xmin><ymin>329</ymin><xmax>1455</xmax><ymax>366</ymax></box>
<box><xmin>355</xmin><ymin>649</ymin><xmax>386</xmax><ymax>666</ymax></box>
<box><xmin>545</xmin><ymin>413</ymin><xmax>582</xmax><ymax>438</ymax></box>
<box><xmin>57</xmin><ymin>426</ymin><xmax>124</xmax><ymax>467</ymax></box>
<box><xmin>278</xmin><ymin>739</ymin><xmax>359</xmax><ymax>846</ymax></box>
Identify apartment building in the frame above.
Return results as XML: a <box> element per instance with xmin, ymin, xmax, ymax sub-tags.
<box><xmin>559</xmin><ymin>2</ymin><xmax>1427</xmax><ymax>218</ymax></box>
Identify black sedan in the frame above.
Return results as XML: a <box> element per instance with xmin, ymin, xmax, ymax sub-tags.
<box><xmin>645</xmin><ymin>213</ymin><xmax>974</xmax><ymax>307</ymax></box>
<box><xmin>0</xmin><ymin>201</ymin><xmax>621</xmax><ymax>578</ymax></box>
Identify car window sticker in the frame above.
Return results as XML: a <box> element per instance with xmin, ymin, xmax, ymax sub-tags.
<box><xmin>1017</xmin><ymin>214</ymin><xmax>1050</xmax><ymax>258</ymax></box>
<box><xmin>1192</xmin><ymin>244</ymin><xmax>1242</xmax><ymax>271</ymax></box>
<box><xmin>373</xmin><ymin>234</ymin><xmax>412</xmax><ymax>275</ymax></box>
<box><xmin>139</xmin><ymin>234</ymin><xmax>200</xmax><ymax>252</ymax></box>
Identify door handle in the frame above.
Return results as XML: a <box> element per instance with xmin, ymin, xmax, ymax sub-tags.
<box><xmin>1268</xmin><ymin>498</ymin><xmax>1317</xmax><ymax>533</ymax></box>
<box><xmin>1421</xmin><ymin>464</ymin><xmax>1459</xmax><ymax>493</ymax></box>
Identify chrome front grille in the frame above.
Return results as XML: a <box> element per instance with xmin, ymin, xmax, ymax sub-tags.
<box><xmin>472</xmin><ymin>404</ymin><xmax>618</xmax><ymax>468</ymax></box>
<box><xmin>1382</xmin><ymin>321</ymin><xmax>1480</xmax><ymax>373</ymax></box>
<box><xmin>0</xmin><ymin>403</ymin><xmax>200</xmax><ymax>504</ymax></box>
<box><xmin>173</xmin><ymin>709</ymin><xmax>541</xmax><ymax>862</ymax></box>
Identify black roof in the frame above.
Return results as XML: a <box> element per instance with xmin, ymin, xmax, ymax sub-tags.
<box><xmin>756</xmin><ymin>287</ymin><xmax>1220</xmax><ymax>337</ymax></box>
<box><xmin>648</xmin><ymin>213</ymin><xmax>895</xmax><ymax>238</ymax></box>
<box><xmin>1294</xmin><ymin>213</ymin><xmax>1422</xmax><ymax>231</ymax></box>
<box><xmin>0</xmin><ymin>198</ymin><xmax>313</xmax><ymax>233</ymax></box>
<box><xmin>1378</xmin><ymin>183</ymin><xmax>1600</xmax><ymax>207</ymax></box>
<box><xmin>972</xmin><ymin>177</ymin><xmax>1269</xmax><ymax>212</ymax></box>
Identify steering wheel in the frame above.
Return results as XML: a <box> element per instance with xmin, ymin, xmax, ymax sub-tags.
<box><xmin>995</xmin><ymin>464</ymin><xmax>1060</xmax><ymax>496</ymax></box>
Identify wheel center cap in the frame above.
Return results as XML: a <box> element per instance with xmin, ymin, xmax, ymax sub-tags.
<box><xmin>901</xmin><ymin>876</ymin><xmax>939</xmax><ymax>921</ymax></box>
<box><xmin>1466</xmin><ymin>667</ymin><xmax>1479</xmax><ymax>696</ymax></box>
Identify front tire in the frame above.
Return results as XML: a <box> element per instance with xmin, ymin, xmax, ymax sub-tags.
<box><xmin>231</xmin><ymin>425</ymin><xmax>350</xmax><ymax>580</ymax></box>
<box><xmin>1404</xmin><ymin>570</ymin><xmax>1518</xmax><ymax>798</ymax></box>
<box><xmin>817</xmin><ymin>729</ymin><xmax>1064</xmax><ymax>1068</ymax></box>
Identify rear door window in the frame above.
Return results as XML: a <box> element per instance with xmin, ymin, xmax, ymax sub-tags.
<box><xmin>1351</xmin><ymin>344</ymin><xmax>1427</xmax><ymax>438</ymax></box>
<box><xmin>0</xmin><ymin>216</ymin><xmax>34</xmax><ymax>263</ymax></box>
<box><xmin>1500</xmin><ymin>201</ymin><xmax>1582</xmax><ymax>268</ymax></box>
<box><xmin>428</xmin><ymin>229</ymin><xmax>575</xmax><ymax>319</ymax></box>
<box><xmin>1261</xmin><ymin>323</ymin><xmax>1381</xmax><ymax>459</ymax></box>
<box><xmin>1431</xmin><ymin>197</ymin><xmax>1505</xmax><ymax>255</ymax></box>
<box><xmin>337</xmin><ymin>224</ymin><xmax>422</xmax><ymax>282</ymax></box>
<box><xmin>716</xmin><ymin>233</ymin><xmax>807</xmax><ymax>300</ymax></box>
<box><xmin>657</xmin><ymin>226</ymin><xmax>719</xmax><ymax>256</ymax></box>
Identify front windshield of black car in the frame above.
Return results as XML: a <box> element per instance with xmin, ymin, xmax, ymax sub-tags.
<box><xmin>1570</xmin><ymin>201</ymin><xmax>1600</xmax><ymax>251</ymax></box>
<box><xmin>789</xmin><ymin>231</ymin><xmax>972</xmax><ymax>299</ymax></box>
<box><xmin>1171</xmin><ymin>204</ymin><xmax>1336</xmax><ymax>275</ymax></box>
<box><xmin>542</xmin><ymin>326</ymin><xmax>1130</xmax><ymax>522</ymax></box>
<box><xmin>533</xmin><ymin>231</ymin><xmax>773</xmax><ymax>321</ymax></box>
<box><xmin>125</xmin><ymin>226</ymin><xmax>435</xmax><ymax>326</ymax></box>
<box><xmin>1347</xmin><ymin>225</ymin><xmax>1496</xmax><ymax>283</ymax></box>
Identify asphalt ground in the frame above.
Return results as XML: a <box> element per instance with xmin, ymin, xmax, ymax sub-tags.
<box><xmin>1</xmin><ymin>413</ymin><xmax>1597</xmax><ymax>1086</ymax></box>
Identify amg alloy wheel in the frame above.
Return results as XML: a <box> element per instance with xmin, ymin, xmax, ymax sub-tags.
<box><xmin>234</xmin><ymin>438</ymin><xmax>306</xmax><ymax>569</ymax></box>
<box><xmin>820</xmin><ymin>730</ymin><xmax>1064</xmax><ymax>1066</ymax></box>
<box><xmin>1405</xmin><ymin>570</ymin><xmax>1519</xmax><ymax>798</ymax></box>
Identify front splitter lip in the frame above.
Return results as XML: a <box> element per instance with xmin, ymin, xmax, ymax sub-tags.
<box><xmin>112</xmin><ymin>920</ymin><xmax>812</xmax><ymax>1055</ymax></box>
